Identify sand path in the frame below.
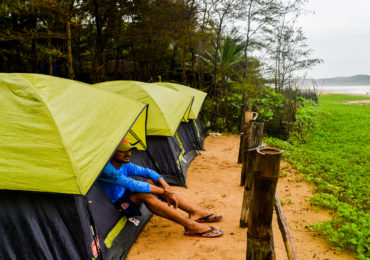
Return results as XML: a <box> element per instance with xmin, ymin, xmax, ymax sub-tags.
<box><xmin>127</xmin><ymin>134</ymin><xmax>356</xmax><ymax>260</ymax></box>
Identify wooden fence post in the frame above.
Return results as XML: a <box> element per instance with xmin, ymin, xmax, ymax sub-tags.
<box><xmin>246</xmin><ymin>147</ymin><xmax>283</xmax><ymax>260</ymax></box>
<box><xmin>239</xmin><ymin>116</ymin><xmax>263</xmax><ymax>186</ymax></box>
<box><xmin>275</xmin><ymin>192</ymin><xmax>299</xmax><ymax>260</ymax></box>
<box><xmin>238</xmin><ymin>109</ymin><xmax>250</xmax><ymax>164</ymax></box>
<box><xmin>240</xmin><ymin>121</ymin><xmax>263</xmax><ymax>186</ymax></box>
<box><xmin>238</xmin><ymin>92</ymin><xmax>247</xmax><ymax>164</ymax></box>
<box><xmin>240</xmin><ymin>122</ymin><xmax>264</xmax><ymax>228</ymax></box>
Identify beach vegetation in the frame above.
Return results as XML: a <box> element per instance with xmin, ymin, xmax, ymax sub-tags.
<box><xmin>265</xmin><ymin>94</ymin><xmax>370</xmax><ymax>259</ymax></box>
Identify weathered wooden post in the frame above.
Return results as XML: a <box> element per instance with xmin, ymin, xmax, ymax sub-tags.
<box><xmin>238</xmin><ymin>110</ymin><xmax>250</xmax><ymax>164</ymax></box>
<box><xmin>237</xmin><ymin>92</ymin><xmax>247</xmax><ymax>164</ymax></box>
<box><xmin>275</xmin><ymin>192</ymin><xmax>299</xmax><ymax>260</ymax></box>
<box><xmin>246</xmin><ymin>147</ymin><xmax>283</xmax><ymax>260</ymax></box>
<box><xmin>240</xmin><ymin>122</ymin><xmax>264</xmax><ymax>228</ymax></box>
<box><xmin>240</xmin><ymin>121</ymin><xmax>263</xmax><ymax>186</ymax></box>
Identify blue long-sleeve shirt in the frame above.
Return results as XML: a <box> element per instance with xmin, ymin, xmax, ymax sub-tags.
<box><xmin>98</xmin><ymin>162</ymin><xmax>163</xmax><ymax>202</ymax></box>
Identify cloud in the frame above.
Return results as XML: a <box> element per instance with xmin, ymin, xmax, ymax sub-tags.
<box><xmin>299</xmin><ymin>0</ymin><xmax>370</xmax><ymax>78</ymax></box>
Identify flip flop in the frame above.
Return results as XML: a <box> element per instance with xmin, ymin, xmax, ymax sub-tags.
<box><xmin>195</xmin><ymin>214</ymin><xmax>223</xmax><ymax>223</ymax></box>
<box><xmin>184</xmin><ymin>226</ymin><xmax>223</xmax><ymax>238</ymax></box>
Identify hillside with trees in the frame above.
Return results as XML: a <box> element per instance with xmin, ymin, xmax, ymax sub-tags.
<box><xmin>313</xmin><ymin>75</ymin><xmax>370</xmax><ymax>86</ymax></box>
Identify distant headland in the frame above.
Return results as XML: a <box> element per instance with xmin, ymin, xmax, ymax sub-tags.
<box><xmin>305</xmin><ymin>75</ymin><xmax>370</xmax><ymax>86</ymax></box>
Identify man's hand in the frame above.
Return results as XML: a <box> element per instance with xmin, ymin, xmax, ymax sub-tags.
<box><xmin>163</xmin><ymin>186</ymin><xmax>175</xmax><ymax>196</ymax></box>
<box><xmin>157</xmin><ymin>177</ymin><xmax>178</xmax><ymax>208</ymax></box>
<box><xmin>164</xmin><ymin>189</ymin><xmax>178</xmax><ymax>209</ymax></box>
<box><xmin>168</xmin><ymin>193</ymin><xmax>179</xmax><ymax>209</ymax></box>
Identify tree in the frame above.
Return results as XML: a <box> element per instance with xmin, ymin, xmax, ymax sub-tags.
<box><xmin>200</xmin><ymin>32</ymin><xmax>246</xmax><ymax>130</ymax></box>
<box><xmin>204</xmin><ymin>0</ymin><xmax>244</xmax><ymax>96</ymax></box>
<box><xmin>201</xmin><ymin>32</ymin><xmax>245</xmax><ymax>83</ymax></box>
<box><xmin>30</xmin><ymin>0</ymin><xmax>81</xmax><ymax>79</ymax></box>
<box><xmin>268</xmin><ymin>18</ymin><xmax>322</xmax><ymax>92</ymax></box>
<box><xmin>238</xmin><ymin>0</ymin><xmax>280</xmax><ymax>68</ymax></box>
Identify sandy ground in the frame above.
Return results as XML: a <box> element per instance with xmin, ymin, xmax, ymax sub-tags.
<box><xmin>341</xmin><ymin>99</ymin><xmax>370</xmax><ymax>104</ymax></box>
<box><xmin>127</xmin><ymin>134</ymin><xmax>356</xmax><ymax>260</ymax></box>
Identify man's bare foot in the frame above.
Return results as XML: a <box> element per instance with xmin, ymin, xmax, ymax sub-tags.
<box><xmin>184</xmin><ymin>221</ymin><xmax>209</xmax><ymax>232</ymax></box>
<box><xmin>184</xmin><ymin>226</ymin><xmax>223</xmax><ymax>238</ymax></box>
<box><xmin>189</xmin><ymin>211</ymin><xmax>222</xmax><ymax>223</ymax></box>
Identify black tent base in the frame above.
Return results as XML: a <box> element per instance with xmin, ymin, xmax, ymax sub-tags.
<box><xmin>0</xmin><ymin>190</ymin><xmax>95</xmax><ymax>260</ymax></box>
<box><xmin>179</xmin><ymin>149</ymin><xmax>198</xmax><ymax>186</ymax></box>
<box><xmin>106</xmin><ymin>205</ymin><xmax>152</xmax><ymax>260</ymax></box>
<box><xmin>0</xmin><ymin>186</ymin><xmax>153</xmax><ymax>260</ymax></box>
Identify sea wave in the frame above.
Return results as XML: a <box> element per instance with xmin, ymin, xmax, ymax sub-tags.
<box><xmin>317</xmin><ymin>85</ymin><xmax>370</xmax><ymax>95</ymax></box>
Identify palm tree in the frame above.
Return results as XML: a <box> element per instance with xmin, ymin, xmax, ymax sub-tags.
<box><xmin>201</xmin><ymin>34</ymin><xmax>245</xmax><ymax>93</ymax></box>
<box><xmin>200</xmin><ymin>33</ymin><xmax>245</xmax><ymax>130</ymax></box>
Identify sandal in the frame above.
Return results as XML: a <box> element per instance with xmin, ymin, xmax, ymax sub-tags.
<box><xmin>184</xmin><ymin>226</ymin><xmax>223</xmax><ymax>238</ymax></box>
<box><xmin>195</xmin><ymin>214</ymin><xmax>223</xmax><ymax>223</ymax></box>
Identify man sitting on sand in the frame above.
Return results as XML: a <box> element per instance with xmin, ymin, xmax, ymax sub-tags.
<box><xmin>98</xmin><ymin>139</ymin><xmax>223</xmax><ymax>238</ymax></box>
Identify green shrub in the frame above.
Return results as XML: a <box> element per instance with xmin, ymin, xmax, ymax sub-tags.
<box><xmin>289</xmin><ymin>98</ymin><xmax>325</xmax><ymax>143</ymax></box>
<box><xmin>265</xmin><ymin>94</ymin><xmax>370</xmax><ymax>259</ymax></box>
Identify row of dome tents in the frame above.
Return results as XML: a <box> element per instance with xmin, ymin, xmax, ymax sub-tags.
<box><xmin>0</xmin><ymin>73</ymin><xmax>150</xmax><ymax>259</ymax></box>
<box><xmin>155</xmin><ymin>82</ymin><xmax>207</xmax><ymax>151</ymax></box>
<box><xmin>94</xmin><ymin>81</ymin><xmax>207</xmax><ymax>186</ymax></box>
<box><xmin>0</xmin><ymin>73</ymin><xmax>207</xmax><ymax>259</ymax></box>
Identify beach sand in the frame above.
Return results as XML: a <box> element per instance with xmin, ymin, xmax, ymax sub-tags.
<box><xmin>127</xmin><ymin>134</ymin><xmax>356</xmax><ymax>260</ymax></box>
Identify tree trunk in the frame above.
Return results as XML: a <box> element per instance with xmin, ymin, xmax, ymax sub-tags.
<box><xmin>182</xmin><ymin>46</ymin><xmax>187</xmax><ymax>83</ymax></box>
<box><xmin>66</xmin><ymin>17</ymin><xmax>74</xmax><ymax>79</ymax></box>
<box><xmin>238</xmin><ymin>92</ymin><xmax>247</xmax><ymax>164</ymax></box>
<box><xmin>32</xmin><ymin>39</ymin><xmax>38</xmax><ymax>73</ymax></box>
<box><xmin>48</xmin><ymin>23</ymin><xmax>53</xmax><ymax>75</ymax></box>
<box><xmin>65</xmin><ymin>1</ymin><xmax>74</xmax><ymax>79</ymax></box>
<box><xmin>224</xmin><ymin>88</ymin><xmax>229</xmax><ymax>131</ymax></box>
<box><xmin>171</xmin><ymin>44</ymin><xmax>178</xmax><ymax>71</ymax></box>
<box><xmin>93</xmin><ymin>0</ymin><xmax>104</xmax><ymax>83</ymax></box>
<box><xmin>191</xmin><ymin>47</ymin><xmax>196</xmax><ymax>87</ymax></box>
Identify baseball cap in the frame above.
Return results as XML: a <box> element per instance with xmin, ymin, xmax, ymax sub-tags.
<box><xmin>117</xmin><ymin>139</ymin><xmax>135</xmax><ymax>152</ymax></box>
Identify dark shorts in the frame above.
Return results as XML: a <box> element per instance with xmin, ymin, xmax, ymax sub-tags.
<box><xmin>113</xmin><ymin>190</ymin><xmax>142</xmax><ymax>217</ymax></box>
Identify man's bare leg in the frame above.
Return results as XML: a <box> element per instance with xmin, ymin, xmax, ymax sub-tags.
<box><xmin>130</xmin><ymin>192</ymin><xmax>220</xmax><ymax>235</ymax></box>
<box><xmin>145</xmin><ymin>179</ymin><xmax>221</xmax><ymax>221</ymax></box>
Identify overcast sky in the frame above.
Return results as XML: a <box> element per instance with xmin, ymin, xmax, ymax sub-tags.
<box><xmin>298</xmin><ymin>0</ymin><xmax>370</xmax><ymax>79</ymax></box>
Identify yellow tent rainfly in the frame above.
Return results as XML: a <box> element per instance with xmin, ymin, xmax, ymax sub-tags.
<box><xmin>154</xmin><ymin>82</ymin><xmax>207</xmax><ymax>151</ymax></box>
<box><xmin>94</xmin><ymin>80</ymin><xmax>194</xmax><ymax>136</ymax></box>
<box><xmin>155</xmin><ymin>82</ymin><xmax>207</xmax><ymax>119</ymax></box>
<box><xmin>0</xmin><ymin>73</ymin><xmax>148</xmax><ymax>195</ymax></box>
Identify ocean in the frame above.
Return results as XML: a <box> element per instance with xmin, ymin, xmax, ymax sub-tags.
<box><xmin>318</xmin><ymin>85</ymin><xmax>370</xmax><ymax>95</ymax></box>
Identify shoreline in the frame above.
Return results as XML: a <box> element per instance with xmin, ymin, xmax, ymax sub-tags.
<box><xmin>316</xmin><ymin>91</ymin><xmax>370</xmax><ymax>104</ymax></box>
<box><xmin>317</xmin><ymin>90</ymin><xmax>370</xmax><ymax>96</ymax></box>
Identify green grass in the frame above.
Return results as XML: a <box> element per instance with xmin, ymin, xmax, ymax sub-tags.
<box><xmin>266</xmin><ymin>94</ymin><xmax>370</xmax><ymax>259</ymax></box>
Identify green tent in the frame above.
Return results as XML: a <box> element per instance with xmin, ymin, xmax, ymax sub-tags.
<box><xmin>0</xmin><ymin>73</ymin><xmax>148</xmax><ymax>195</ymax></box>
<box><xmin>155</xmin><ymin>82</ymin><xmax>207</xmax><ymax>119</ymax></box>
<box><xmin>94</xmin><ymin>81</ymin><xmax>193</xmax><ymax>136</ymax></box>
<box><xmin>154</xmin><ymin>82</ymin><xmax>207</xmax><ymax>152</ymax></box>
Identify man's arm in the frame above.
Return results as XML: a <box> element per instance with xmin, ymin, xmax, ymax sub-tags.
<box><xmin>100</xmin><ymin>172</ymin><xmax>178</xmax><ymax>208</ymax></box>
<box><xmin>156</xmin><ymin>177</ymin><xmax>178</xmax><ymax>208</ymax></box>
<box><xmin>99</xmin><ymin>176</ymin><xmax>151</xmax><ymax>193</ymax></box>
<box><xmin>124</xmin><ymin>163</ymin><xmax>178</xmax><ymax>208</ymax></box>
<box><xmin>126</xmin><ymin>163</ymin><xmax>163</xmax><ymax>183</ymax></box>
